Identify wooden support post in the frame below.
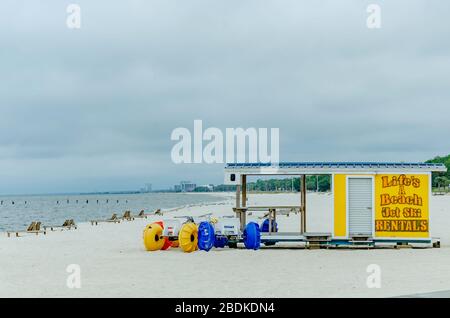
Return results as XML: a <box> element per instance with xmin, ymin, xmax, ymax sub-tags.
<box><xmin>242</xmin><ymin>175</ymin><xmax>247</xmax><ymax>208</ymax></box>
<box><xmin>268</xmin><ymin>208</ymin><xmax>276</xmax><ymax>233</ymax></box>
<box><xmin>235</xmin><ymin>184</ymin><xmax>241</xmax><ymax>209</ymax></box>
<box><xmin>235</xmin><ymin>177</ymin><xmax>248</xmax><ymax>231</ymax></box>
<box><xmin>235</xmin><ymin>183</ymin><xmax>242</xmax><ymax>229</ymax></box>
<box><xmin>301</xmin><ymin>174</ymin><xmax>307</xmax><ymax>234</ymax></box>
<box><xmin>299</xmin><ymin>175</ymin><xmax>302</xmax><ymax>233</ymax></box>
<box><xmin>268</xmin><ymin>209</ymin><xmax>272</xmax><ymax>233</ymax></box>
<box><xmin>241</xmin><ymin>175</ymin><xmax>247</xmax><ymax>229</ymax></box>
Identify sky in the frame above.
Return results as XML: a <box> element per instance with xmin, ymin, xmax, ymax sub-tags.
<box><xmin>0</xmin><ymin>0</ymin><xmax>449</xmax><ymax>194</ymax></box>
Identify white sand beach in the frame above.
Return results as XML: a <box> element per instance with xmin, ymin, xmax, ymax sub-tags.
<box><xmin>1</xmin><ymin>192</ymin><xmax>450</xmax><ymax>298</ymax></box>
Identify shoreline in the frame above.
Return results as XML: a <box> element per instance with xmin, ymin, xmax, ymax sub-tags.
<box><xmin>1</xmin><ymin>192</ymin><xmax>449</xmax><ymax>297</ymax></box>
<box><xmin>0</xmin><ymin>192</ymin><xmax>232</xmax><ymax>236</ymax></box>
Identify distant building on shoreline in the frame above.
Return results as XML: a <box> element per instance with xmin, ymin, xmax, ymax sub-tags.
<box><xmin>140</xmin><ymin>183</ymin><xmax>152</xmax><ymax>193</ymax></box>
<box><xmin>197</xmin><ymin>184</ymin><xmax>214</xmax><ymax>191</ymax></box>
<box><xmin>174</xmin><ymin>181</ymin><xmax>197</xmax><ymax>192</ymax></box>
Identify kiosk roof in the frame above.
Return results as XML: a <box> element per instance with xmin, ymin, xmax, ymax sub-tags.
<box><xmin>225</xmin><ymin>162</ymin><xmax>447</xmax><ymax>174</ymax></box>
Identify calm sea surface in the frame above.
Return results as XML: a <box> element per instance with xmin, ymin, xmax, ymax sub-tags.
<box><xmin>0</xmin><ymin>193</ymin><xmax>226</xmax><ymax>232</ymax></box>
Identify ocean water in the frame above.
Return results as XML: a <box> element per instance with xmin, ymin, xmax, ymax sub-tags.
<box><xmin>0</xmin><ymin>193</ymin><xmax>227</xmax><ymax>232</ymax></box>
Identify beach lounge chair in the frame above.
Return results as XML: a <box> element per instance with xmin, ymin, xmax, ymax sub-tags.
<box><xmin>44</xmin><ymin>219</ymin><xmax>77</xmax><ymax>231</ymax></box>
<box><xmin>135</xmin><ymin>209</ymin><xmax>163</xmax><ymax>219</ymax></box>
<box><xmin>90</xmin><ymin>213</ymin><xmax>121</xmax><ymax>226</ymax></box>
<box><xmin>135</xmin><ymin>210</ymin><xmax>148</xmax><ymax>219</ymax></box>
<box><xmin>120</xmin><ymin>211</ymin><xmax>135</xmax><ymax>221</ymax></box>
<box><xmin>7</xmin><ymin>221</ymin><xmax>47</xmax><ymax>238</ymax></box>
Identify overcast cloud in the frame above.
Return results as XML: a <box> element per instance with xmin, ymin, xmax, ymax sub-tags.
<box><xmin>0</xmin><ymin>0</ymin><xmax>449</xmax><ymax>194</ymax></box>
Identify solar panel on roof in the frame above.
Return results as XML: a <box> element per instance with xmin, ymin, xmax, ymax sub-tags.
<box><xmin>225</xmin><ymin>162</ymin><xmax>446</xmax><ymax>171</ymax></box>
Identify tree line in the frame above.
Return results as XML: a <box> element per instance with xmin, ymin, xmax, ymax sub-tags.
<box><xmin>212</xmin><ymin>175</ymin><xmax>330</xmax><ymax>192</ymax></box>
<box><xmin>427</xmin><ymin>154</ymin><xmax>450</xmax><ymax>191</ymax></box>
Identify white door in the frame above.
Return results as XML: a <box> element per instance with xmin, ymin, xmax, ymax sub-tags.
<box><xmin>348</xmin><ymin>177</ymin><xmax>373</xmax><ymax>237</ymax></box>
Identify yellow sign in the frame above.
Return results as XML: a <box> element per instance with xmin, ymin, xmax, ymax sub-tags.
<box><xmin>375</xmin><ymin>174</ymin><xmax>429</xmax><ymax>238</ymax></box>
